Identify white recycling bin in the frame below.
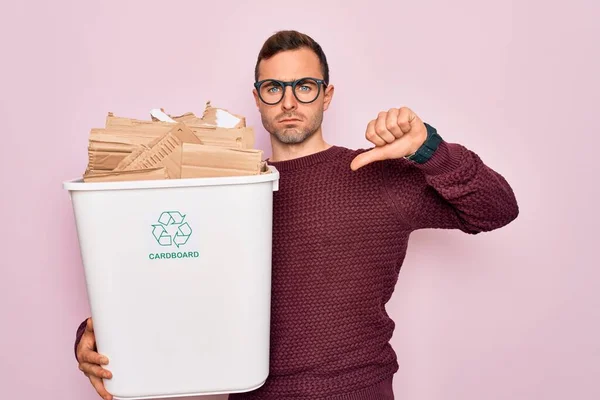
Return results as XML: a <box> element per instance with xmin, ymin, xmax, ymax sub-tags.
<box><xmin>63</xmin><ymin>167</ymin><xmax>279</xmax><ymax>399</ymax></box>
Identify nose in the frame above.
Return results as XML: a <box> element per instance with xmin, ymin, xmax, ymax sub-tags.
<box><xmin>281</xmin><ymin>85</ymin><xmax>298</xmax><ymax>111</ymax></box>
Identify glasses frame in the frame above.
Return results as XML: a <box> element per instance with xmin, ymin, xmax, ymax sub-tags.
<box><xmin>254</xmin><ymin>77</ymin><xmax>328</xmax><ymax>105</ymax></box>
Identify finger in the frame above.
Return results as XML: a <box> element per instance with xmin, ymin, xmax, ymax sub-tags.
<box><xmin>350</xmin><ymin>147</ymin><xmax>388</xmax><ymax>171</ymax></box>
<box><xmin>89</xmin><ymin>375</ymin><xmax>113</xmax><ymax>400</ymax></box>
<box><xmin>385</xmin><ymin>108</ymin><xmax>403</xmax><ymax>138</ymax></box>
<box><xmin>81</xmin><ymin>350</ymin><xmax>109</xmax><ymax>366</ymax></box>
<box><xmin>86</xmin><ymin>318</ymin><xmax>94</xmax><ymax>333</ymax></box>
<box><xmin>365</xmin><ymin>120</ymin><xmax>386</xmax><ymax>147</ymax></box>
<box><xmin>375</xmin><ymin>112</ymin><xmax>396</xmax><ymax>144</ymax></box>
<box><xmin>80</xmin><ymin>362</ymin><xmax>113</xmax><ymax>379</ymax></box>
<box><xmin>79</xmin><ymin>344</ymin><xmax>109</xmax><ymax>365</ymax></box>
<box><xmin>397</xmin><ymin>107</ymin><xmax>414</xmax><ymax>133</ymax></box>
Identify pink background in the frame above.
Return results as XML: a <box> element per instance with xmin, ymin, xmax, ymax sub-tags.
<box><xmin>1</xmin><ymin>0</ymin><xmax>598</xmax><ymax>399</ymax></box>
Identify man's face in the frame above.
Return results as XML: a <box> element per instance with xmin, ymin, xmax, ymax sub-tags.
<box><xmin>253</xmin><ymin>48</ymin><xmax>334</xmax><ymax>145</ymax></box>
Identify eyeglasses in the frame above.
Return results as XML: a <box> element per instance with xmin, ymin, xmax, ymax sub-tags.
<box><xmin>254</xmin><ymin>77</ymin><xmax>328</xmax><ymax>105</ymax></box>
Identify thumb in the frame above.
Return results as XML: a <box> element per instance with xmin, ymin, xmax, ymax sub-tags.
<box><xmin>350</xmin><ymin>147</ymin><xmax>387</xmax><ymax>171</ymax></box>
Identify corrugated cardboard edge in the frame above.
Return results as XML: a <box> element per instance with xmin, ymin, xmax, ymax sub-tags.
<box><xmin>113</xmin><ymin>141</ymin><xmax>156</xmax><ymax>171</ymax></box>
<box><xmin>119</xmin><ymin>123</ymin><xmax>202</xmax><ymax>179</ymax></box>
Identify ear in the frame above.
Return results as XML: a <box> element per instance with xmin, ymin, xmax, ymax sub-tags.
<box><xmin>322</xmin><ymin>84</ymin><xmax>335</xmax><ymax>112</ymax></box>
<box><xmin>252</xmin><ymin>88</ymin><xmax>260</xmax><ymax>109</ymax></box>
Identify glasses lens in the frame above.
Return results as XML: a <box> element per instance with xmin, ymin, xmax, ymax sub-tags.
<box><xmin>259</xmin><ymin>80</ymin><xmax>284</xmax><ymax>104</ymax></box>
<box><xmin>294</xmin><ymin>79</ymin><xmax>320</xmax><ymax>103</ymax></box>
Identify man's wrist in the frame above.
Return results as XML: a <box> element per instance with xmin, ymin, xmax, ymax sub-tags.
<box><xmin>405</xmin><ymin>123</ymin><xmax>442</xmax><ymax>164</ymax></box>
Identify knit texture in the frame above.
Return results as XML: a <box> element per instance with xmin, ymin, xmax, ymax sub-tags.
<box><xmin>74</xmin><ymin>138</ymin><xmax>519</xmax><ymax>400</ymax></box>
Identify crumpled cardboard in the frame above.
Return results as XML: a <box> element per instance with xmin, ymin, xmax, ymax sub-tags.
<box><xmin>81</xmin><ymin>103</ymin><xmax>269</xmax><ymax>182</ymax></box>
<box><xmin>167</xmin><ymin>101</ymin><xmax>246</xmax><ymax>129</ymax></box>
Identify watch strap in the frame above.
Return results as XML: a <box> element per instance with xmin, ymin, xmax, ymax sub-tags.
<box><xmin>405</xmin><ymin>123</ymin><xmax>442</xmax><ymax>164</ymax></box>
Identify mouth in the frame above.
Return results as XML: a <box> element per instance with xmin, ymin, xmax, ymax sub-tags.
<box><xmin>279</xmin><ymin>118</ymin><xmax>301</xmax><ymax>123</ymax></box>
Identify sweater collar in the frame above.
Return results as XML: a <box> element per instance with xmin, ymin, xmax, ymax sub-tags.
<box><xmin>266</xmin><ymin>146</ymin><xmax>345</xmax><ymax>172</ymax></box>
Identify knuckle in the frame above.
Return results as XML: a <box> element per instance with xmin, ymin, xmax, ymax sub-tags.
<box><xmin>80</xmin><ymin>363</ymin><xmax>91</xmax><ymax>375</ymax></box>
<box><xmin>89</xmin><ymin>365</ymin><xmax>101</xmax><ymax>377</ymax></box>
<box><xmin>378</xmin><ymin>111</ymin><xmax>387</xmax><ymax>119</ymax></box>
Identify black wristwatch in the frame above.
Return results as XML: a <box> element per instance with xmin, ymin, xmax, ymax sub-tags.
<box><xmin>404</xmin><ymin>123</ymin><xmax>443</xmax><ymax>164</ymax></box>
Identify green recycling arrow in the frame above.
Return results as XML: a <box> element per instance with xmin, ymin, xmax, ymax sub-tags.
<box><xmin>152</xmin><ymin>211</ymin><xmax>192</xmax><ymax>247</ymax></box>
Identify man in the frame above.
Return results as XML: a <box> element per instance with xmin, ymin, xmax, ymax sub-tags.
<box><xmin>74</xmin><ymin>30</ymin><xmax>519</xmax><ymax>400</ymax></box>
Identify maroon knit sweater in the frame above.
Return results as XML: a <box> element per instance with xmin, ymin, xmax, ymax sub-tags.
<box><xmin>74</xmin><ymin>138</ymin><xmax>518</xmax><ymax>399</ymax></box>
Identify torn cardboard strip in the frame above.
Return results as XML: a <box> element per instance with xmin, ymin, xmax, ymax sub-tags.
<box><xmin>105</xmin><ymin>113</ymin><xmax>176</xmax><ymax>130</ymax></box>
<box><xmin>168</xmin><ymin>101</ymin><xmax>246</xmax><ymax>129</ymax></box>
<box><xmin>83</xmin><ymin>167</ymin><xmax>168</xmax><ymax>183</ymax></box>
<box><xmin>201</xmin><ymin>101</ymin><xmax>246</xmax><ymax>128</ymax></box>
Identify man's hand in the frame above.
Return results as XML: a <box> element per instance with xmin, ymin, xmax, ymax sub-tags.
<box><xmin>350</xmin><ymin>107</ymin><xmax>428</xmax><ymax>171</ymax></box>
<box><xmin>76</xmin><ymin>318</ymin><xmax>113</xmax><ymax>400</ymax></box>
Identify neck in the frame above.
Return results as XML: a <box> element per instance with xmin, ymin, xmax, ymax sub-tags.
<box><xmin>269</xmin><ymin>128</ymin><xmax>331</xmax><ymax>162</ymax></box>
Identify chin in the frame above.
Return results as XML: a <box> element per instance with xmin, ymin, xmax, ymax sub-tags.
<box><xmin>274</xmin><ymin>129</ymin><xmax>312</xmax><ymax>144</ymax></box>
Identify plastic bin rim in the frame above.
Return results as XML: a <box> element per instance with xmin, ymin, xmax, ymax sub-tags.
<box><xmin>63</xmin><ymin>166</ymin><xmax>280</xmax><ymax>192</ymax></box>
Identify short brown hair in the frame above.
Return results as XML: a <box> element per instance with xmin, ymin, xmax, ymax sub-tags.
<box><xmin>254</xmin><ymin>30</ymin><xmax>330</xmax><ymax>84</ymax></box>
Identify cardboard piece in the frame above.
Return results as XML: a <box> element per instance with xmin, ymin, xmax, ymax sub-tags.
<box><xmin>83</xmin><ymin>167</ymin><xmax>168</xmax><ymax>183</ymax></box>
<box><xmin>168</xmin><ymin>101</ymin><xmax>246</xmax><ymax>129</ymax></box>
<box><xmin>181</xmin><ymin>143</ymin><xmax>263</xmax><ymax>178</ymax></box>
<box><xmin>150</xmin><ymin>108</ymin><xmax>177</xmax><ymax>123</ymax></box>
<box><xmin>192</xmin><ymin>127</ymin><xmax>254</xmax><ymax>149</ymax></box>
<box><xmin>105</xmin><ymin>113</ymin><xmax>176</xmax><ymax>130</ymax></box>
<box><xmin>113</xmin><ymin>138</ymin><xmax>161</xmax><ymax>171</ymax></box>
<box><xmin>87</xmin><ymin>151</ymin><xmax>130</xmax><ymax>173</ymax></box>
<box><xmin>168</xmin><ymin>112</ymin><xmax>199</xmax><ymax>124</ymax></box>
<box><xmin>101</xmin><ymin>115</ymin><xmax>252</xmax><ymax>149</ymax></box>
<box><xmin>117</xmin><ymin>123</ymin><xmax>202</xmax><ymax>179</ymax></box>
<box><xmin>201</xmin><ymin>101</ymin><xmax>246</xmax><ymax>128</ymax></box>
<box><xmin>86</xmin><ymin>130</ymin><xmax>157</xmax><ymax>173</ymax></box>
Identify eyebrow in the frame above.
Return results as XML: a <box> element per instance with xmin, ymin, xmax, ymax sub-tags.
<box><xmin>261</xmin><ymin>76</ymin><xmax>324</xmax><ymax>82</ymax></box>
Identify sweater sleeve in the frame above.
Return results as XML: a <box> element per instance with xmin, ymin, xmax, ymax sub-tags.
<box><xmin>382</xmin><ymin>140</ymin><xmax>519</xmax><ymax>234</ymax></box>
<box><xmin>74</xmin><ymin>317</ymin><xmax>88</xmax><ymax>362</ymax></box>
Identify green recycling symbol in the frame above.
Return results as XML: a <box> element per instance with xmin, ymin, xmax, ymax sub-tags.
<box><xmin>152</xmin><ymin>211</ymin><xmax>192</xmax><ymax>247</ymax></box>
